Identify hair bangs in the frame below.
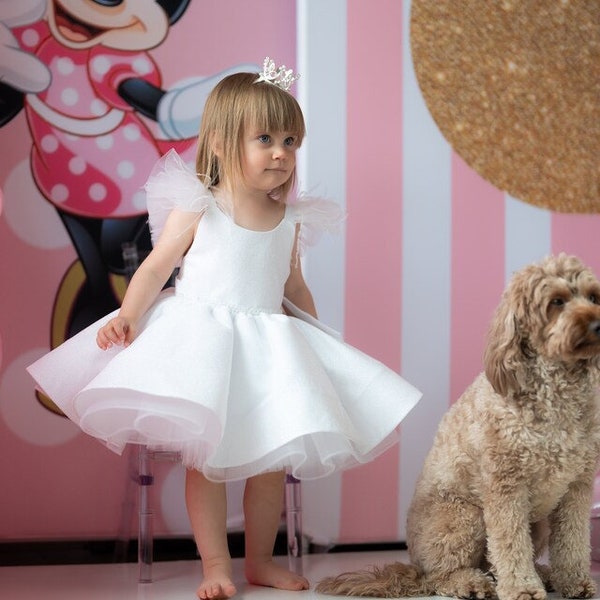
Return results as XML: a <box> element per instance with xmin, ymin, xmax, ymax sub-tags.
<box><xmin>245</xmin><ymin>83</ymin><xmax>305</xmax><ymax>140</ymax></box>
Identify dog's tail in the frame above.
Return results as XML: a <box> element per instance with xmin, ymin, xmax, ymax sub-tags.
<box><xmin>315</xmin><ymin>561</ymin><xmax>433</xmax><ymax>597</ymax></box>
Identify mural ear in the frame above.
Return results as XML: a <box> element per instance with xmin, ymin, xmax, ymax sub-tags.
<box><xmin>156</xmin><ymin>0</ymin><xmax>191</xmax><ymax>24</ymax></box>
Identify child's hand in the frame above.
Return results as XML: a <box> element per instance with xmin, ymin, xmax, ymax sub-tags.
<box><xmin>96</xmin><ymin>317</ymin><xmax>136</xmax><ymax>350</ymax></box>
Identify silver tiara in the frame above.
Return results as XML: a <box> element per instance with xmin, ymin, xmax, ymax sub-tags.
<box><xmin>255</xmin><ymin>57</ymin><xmax>300</xmax><ymax>92</ymax></box>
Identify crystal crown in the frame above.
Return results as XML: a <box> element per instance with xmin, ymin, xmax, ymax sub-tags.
<box><xmin>255</xmin><ymin>57</ymin><xmax>300</xmax><ymax>92</ymax></box>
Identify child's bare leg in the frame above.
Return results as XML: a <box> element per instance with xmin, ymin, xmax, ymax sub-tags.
<box><xmin>185</xmin><ymin>469</ymin><xmax>236</xmax><ymax>599</ymax></box>
<box><xmin>243</xmin><ymin>471</ymin><xmax>310</xmax><ymax>591</ymax></box>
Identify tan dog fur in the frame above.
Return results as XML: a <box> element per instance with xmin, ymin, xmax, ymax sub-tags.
<box><xmin>317</xmin><ymin>254</ymin><xmax>600</xmax><ymax>600</ymax></box>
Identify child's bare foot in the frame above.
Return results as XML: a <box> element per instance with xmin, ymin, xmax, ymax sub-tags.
<box><xmin>197</xmin><ymin>560</ymin><xmax>237</xmax><ymax>599</ymax></box>
<box><xmin>245</xmin><ymin>559</ymin><xmax>310</xmax><ymax>591</ymax></box>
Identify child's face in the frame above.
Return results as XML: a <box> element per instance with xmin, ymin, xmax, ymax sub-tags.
<box><xmin>239</xmin><ymin>128</ymin><xmax>299</xmax><ymax>195</ymax></box>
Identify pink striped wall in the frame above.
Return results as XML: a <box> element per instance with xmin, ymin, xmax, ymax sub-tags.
<box><xmin>341</xmin><ymin>0</ymin><xmax>404</xmax><ymax>542</ymax></box>
<box><xmin>450</xmin><ymin>157</ymin><xmax>505</xmax><ymax>402</ymax></box>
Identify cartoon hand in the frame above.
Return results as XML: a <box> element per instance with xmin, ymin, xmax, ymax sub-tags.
<box><xmin>157</xmin><ymin>64</ymin><xmax>259</xmax><ymax>139</ymax></box>
<box><xmin>0</xmin><ymin>0</ymin><xmax>50</xmax><ymax>92</ymax></box>
<box><xmin>0</xmin><ymin>0</ymin><xmax>46</xmax><ymax>27</ymax></box>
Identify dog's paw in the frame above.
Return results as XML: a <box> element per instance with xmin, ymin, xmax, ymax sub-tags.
<box><xmin>496</xmin><ymin>583</ymin><xmax>546</xmax><ymax>600</ymax></box>
<box><xmin>452</xmin><ymin>577</ymin><xmax>497</xmax><ymax>600</ymax></box>
<box><xmin>534</xmin><ymin>564</ymin><xmax>554</xmax><ymax>592</ymax></box>
<box><xmin>555</xmin><ymin>575</ymin><xmax>596</xmax><ymax>599</ymax></box>
<box><xmin>433</xmin><ymin>568</ymin><xmax>497</xmax><ymax>600</ymax></box>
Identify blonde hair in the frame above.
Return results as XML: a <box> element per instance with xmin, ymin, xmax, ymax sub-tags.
<box><xmin>195</xmin><ymin>72</ymin><xmax>306</xmax><ymax>200</ymax></box>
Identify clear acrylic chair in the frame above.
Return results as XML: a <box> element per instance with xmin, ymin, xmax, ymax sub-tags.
<box><xmin>120</xmin><ymin>242</ymin><xmax>304</xmax><ymax>583</ymax></box>
<box><xmin>135</xmin><ymin>447</ymin><xmax>303</xmax><ymax>583</ymax></box>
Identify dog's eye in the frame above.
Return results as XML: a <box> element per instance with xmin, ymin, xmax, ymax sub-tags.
<box><xmin>590</xmin><ymin>294</ymin><xmax>600</xmax><ymax>305</ymax></box>
<box><xmin>550</xmin><ymin>298</ymin><xmax>565</xmax><ymax>307</ymax></box>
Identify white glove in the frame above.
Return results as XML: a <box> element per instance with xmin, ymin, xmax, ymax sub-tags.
<box><xmin>157</xmin><ymin>64</ymin><xmax>259</xmax><ymax>139</ymax></box>
<box><xmin>0</xmin><ymin>0</ymin><xmax>50</xmax><ymax>93</ymax></box>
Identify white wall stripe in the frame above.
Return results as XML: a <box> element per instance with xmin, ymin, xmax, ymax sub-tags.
<box><xmin>399</xmin><ymin>0</ymin><xmax>453</xmax><ymax>540</ymax></box>
<box><xmin>297</xmin><ymin>1</ymin><xmax>347</xmax><ymax>334</ymax></box>
<box><xmin>504</xmin><ymin>194</ymin><xmax>551</xmax><ymax>284</ymax></box>
<box><xmin>296</xmin><ymin>0</ymin><xmax>347</xmax><ymax>546</ymax></box>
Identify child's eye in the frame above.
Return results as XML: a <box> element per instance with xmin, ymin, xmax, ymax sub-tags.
<box><xmin>284</xmin><ymin>136</ymin><xmax>297</xmax><ymax>147</ymax></box>
<box><xmin>258</xmin><ymin>134</ymin><xmax>271</xmax><ymax>144</ymax></box>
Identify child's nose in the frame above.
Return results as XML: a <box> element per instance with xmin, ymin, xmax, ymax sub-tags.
<box><xmin>273</xmin><ymin>145</ymin><xmax>286</xmax><ymax>159</ymax></box>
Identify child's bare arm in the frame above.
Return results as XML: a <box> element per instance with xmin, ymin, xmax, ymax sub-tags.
<box><xmin>96</xmin><ymin>209</ymin><xmax>200</xmax><ymax>349</ymax></box>
<box><xmin>283</xmin><ymin>226</ymin><xmax>317</xmax><ymax>319</ymax></box>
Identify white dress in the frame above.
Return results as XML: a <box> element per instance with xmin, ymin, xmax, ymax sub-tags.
<box><xmin>27</xmin><ymin>150</ymin><xmax>422</xmax><ymax>482</ymax></box>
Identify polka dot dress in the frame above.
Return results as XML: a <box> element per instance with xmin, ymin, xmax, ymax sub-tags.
<box><xmin>16</xmin><ymin>20</ymin><xmax>166</xmax><ymax>217</ymax></box>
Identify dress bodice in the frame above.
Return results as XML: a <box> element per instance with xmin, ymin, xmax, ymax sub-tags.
<box><xmin>175</xmin><ymin>204</ymin><xmax>294</xmax><ymax>312</ymax></box>
<box><xmin>144</xmin><ymin>149</ymin><xmax>344</xmax><ymax>313</ymax></box>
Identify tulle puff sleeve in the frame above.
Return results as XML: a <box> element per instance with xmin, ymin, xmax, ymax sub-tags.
<box><xmin>288</xmin><ymin>194</ymin><xmax>346</xmax><ymax>257</ymax></box>
<box><xmin>144</xmin><ymin>149</ymin><xmax>213</xmax><ymax>245</ymax></box>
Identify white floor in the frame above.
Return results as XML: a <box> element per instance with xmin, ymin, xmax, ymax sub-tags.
<box><xmin>3</xmin><ymin>550</ymin><xmax>600</xmax><ymax>600</ymax></box>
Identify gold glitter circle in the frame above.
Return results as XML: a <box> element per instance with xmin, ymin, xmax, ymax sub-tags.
<box><xmin>410</xmin><ymin>0</ymin><xmax>600</xmax><ymax>213</ymax></box>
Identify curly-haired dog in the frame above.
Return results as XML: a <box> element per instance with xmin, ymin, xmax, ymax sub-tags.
<box><xmin>317</xmin><ymin>254</ymin><xmax>600</xmax><ymax>600</ymax></box>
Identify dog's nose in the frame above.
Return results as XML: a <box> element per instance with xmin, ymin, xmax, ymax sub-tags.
<box><xmin>590</xmin><ymin>320</ymin><xmax>600</xmax><ymax>337</ymax></box>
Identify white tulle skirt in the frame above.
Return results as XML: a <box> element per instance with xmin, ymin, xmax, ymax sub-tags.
<box><xmin>28</xmin><ymin>289</ymin><xmax>421</xmax><ymax>482</ymax></box>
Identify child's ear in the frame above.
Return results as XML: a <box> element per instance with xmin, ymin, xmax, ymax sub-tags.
<box><xmin>210</xmin><ymin>131</ymin><xmax>222</xmax><ymax>157</ymax></box>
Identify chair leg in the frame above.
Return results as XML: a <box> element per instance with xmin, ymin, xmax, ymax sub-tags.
<box><xmin>285</xmin><ymin>473</ymin><xmax>303</xmax><ymax>575</ymax></box>
<box><xmin>114</xmin><ymin>445</ymin><xmax>137</xmax><ymax>563</ymax></box>
<box><xmin>137</xmin><ymin>455</ymin><xmax>303</xmax><ymax>580</ymax></box>
<box><xmin>138</xmin><ymin>446</ymin><xmax>154</xmax><ymax>583</ymax></box>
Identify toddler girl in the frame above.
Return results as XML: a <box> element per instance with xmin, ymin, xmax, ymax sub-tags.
<box><xmin>28</xmin><ymin>58</ymin><xmax>422</xmax><ymax>599</ymax></box>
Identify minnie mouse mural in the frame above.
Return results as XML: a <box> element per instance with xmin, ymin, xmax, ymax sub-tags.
<box><xmin>0</xmin><ymin>0</ymin><xmax>256</xmax><ymax>414</ymax></box>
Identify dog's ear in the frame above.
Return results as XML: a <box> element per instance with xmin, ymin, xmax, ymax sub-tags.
<box><xmin>484</xmin><ymin>273</ymin><xmax>530</xmax><ymax>397</ymax></box>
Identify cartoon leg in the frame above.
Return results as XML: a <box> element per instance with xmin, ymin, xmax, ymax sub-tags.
<box><xmin>57</xmin><ymin>213</ymin><xmax>150</xmax><ymax>337</ymax></box>
<box><xmin>37</xmin><ymin>213</ymin><xmax>151</xmax><ymax>415</ymax></box>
